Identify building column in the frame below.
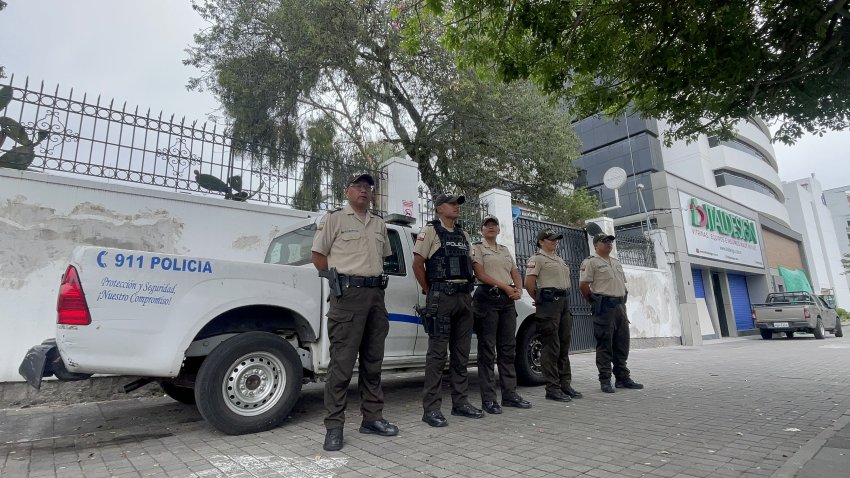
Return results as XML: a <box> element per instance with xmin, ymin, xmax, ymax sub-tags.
<box><xmin>717</xmin><ymin>272</ymin><xmax>739</xmax><ymax>336</ymax></box>
<box><xmin>479</xmin><ymin>188</ymin><xmax>516</xmax><ymax>258</ymax></box>
<box><xmin>701</xmin><ymin>268</ymin><xmax>722</xmax><ymax>337</ymax></box>
<box><xmin>380</xmin><ymin>156</ymin><xmax>420</xmax><ymax>222</ymax></box>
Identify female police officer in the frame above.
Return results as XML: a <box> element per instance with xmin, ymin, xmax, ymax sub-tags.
<box><xmin>471</xmin><ymin>215</ymin><xmax>532</xmax><ymax>414</ymax></box>
<box><xmin>523</xmin><ymin>228</ymin><xmax>583</xmax><ymax>402</ymax></box>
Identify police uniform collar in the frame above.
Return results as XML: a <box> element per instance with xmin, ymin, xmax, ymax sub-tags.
<box><xmin>537</xmin><ymin>248</ymin><xmax>559</xmax><ymax>259</ymax></box>
<box><xmin>342</xmin><ymin>204</ymin><xmax>374</xmax><ymax>217</ymax></box>
<box><xmin>481</xmin><ymin>240</ymin><xmax>500</xmax><ymax>250</ymax></box>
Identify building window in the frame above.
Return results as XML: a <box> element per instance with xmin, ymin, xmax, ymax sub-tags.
<box><xmin>708</xmin><ymin>136</ymin><xmax>772</xmax><ymax>166</ymax></box>
<box><xmin>714</xmin><ymin>169</ymin><xmax>778</xmax><ymax>199</ymax></box>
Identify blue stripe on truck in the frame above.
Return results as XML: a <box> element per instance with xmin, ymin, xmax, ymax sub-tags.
<box><xmin>388</xmin><ymin>313</ymin><xmax>420</xmax><ymax>324</ymax></box>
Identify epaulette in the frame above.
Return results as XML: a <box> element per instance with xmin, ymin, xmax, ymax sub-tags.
<box><xmin>327</xmin><ymin>207</ymin><xmax>344</xmax><ymax>214</ymax></box>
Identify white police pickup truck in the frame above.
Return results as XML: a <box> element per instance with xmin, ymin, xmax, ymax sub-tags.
<box><xmin>19</xmin><ymin>214</ymin><xmax>545</xmax><ymax>435</ymax></box>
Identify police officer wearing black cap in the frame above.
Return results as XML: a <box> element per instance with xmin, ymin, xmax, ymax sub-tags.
<box><xmin>471</xmin><ymin>215</ymin><xmax>532</xmax><ymax>414</ymax></box>
<box><xmin>524</xmin><ymin>228</ymin><xmax>582</xmax><ymax>402</ymax></box>
<box><xmin>413</xmin><ymin>193</ymin><xmax>484</xmax><ymax>427</ymax></box>
<box><xmin>311</xmin><ymin>172</ymin><xmax>398</xmax><ymax>451</ymax></box>
<box><xmin>579</xmin><ymin>232</ymin><xmax>644</xmax><ymax>394</ymax></box>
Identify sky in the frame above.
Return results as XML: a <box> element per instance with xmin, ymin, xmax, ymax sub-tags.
<box><xmin>1</xmin><ymin>1</ymin><xmax>849</xmax><ymax>191</ymax></box>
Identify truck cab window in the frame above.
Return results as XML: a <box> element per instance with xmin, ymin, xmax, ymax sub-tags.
<box><xmin>265</xmin><ymin>225</ymin><xmax>316</xmax><ymax>266</ymax></box>
<box><xmin>384</xmin><ymin>229</ymin><xmax>406</xmax><ymax>275</ymax></box>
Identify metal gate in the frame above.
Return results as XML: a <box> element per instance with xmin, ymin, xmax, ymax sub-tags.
<box><xmin>513</xmin><ymin>217</ymin><xmax>594</xmax><ymax>352</ymax></box>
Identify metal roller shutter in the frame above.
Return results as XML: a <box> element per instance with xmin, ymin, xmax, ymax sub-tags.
<box><xmin>728</xmin><ymin>274</ymin><xmax>753</xmax><ymax>331</ymax></box>
<box><xmin>693</xmin><ymin>268</ymin><xmax>705</xmax><ymax>299</ymax></box>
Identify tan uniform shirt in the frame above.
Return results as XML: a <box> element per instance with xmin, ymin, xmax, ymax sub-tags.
<box><xmin>525</xmin><ymin>250</ymin><xmax>571</xmax><ymax>289</ymax></box>
<box><xmin>311</xmin><ymin>204</ymin><xmax>391</xmax><ymax>276</ymax></box>
<box><xmin>471</xmin><ymin>241</ymin><xmax>517</xmax><ymax>285</ymax></box>
<box><xmin>579</xmin><ymin>255</ymin><xmax>627</xmax><ymax>297</ymax></box>
<box><xmin>413</xmin><ymin>221</ymin><xmax>473</xmax><ymax>260</ymax></box>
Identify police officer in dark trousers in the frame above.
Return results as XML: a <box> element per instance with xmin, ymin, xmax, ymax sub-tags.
<box><xmin>524</xmin><ymin>229</ymin><xmax>582</xmax><ymax>402</ymax></box>
<box><xmin>579</xmin><ymin>233</ymin><xmax>644</xmax><ymax>394</ymax></box>
<box><xmin>311</xmin><ymin>173</ymin><xmax>398</xmax><ymax>451</ymax></box>
<box><xmin>471</xmin><ymin>215</ymin><xmax>532</xmax><ymax>414</ymax></box>
<box><xmin>413</xmin><ymin>194</ymin><xmax>484</xmax><ymax>427</ymax></box>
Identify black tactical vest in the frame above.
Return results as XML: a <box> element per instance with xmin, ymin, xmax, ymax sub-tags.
<box><xmin>425</xmin><ymin>220</ymin><xmax>474</xmax><ymax>282</ymax></box>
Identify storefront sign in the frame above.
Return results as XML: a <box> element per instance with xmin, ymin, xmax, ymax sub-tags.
<box><xmin>679</xmin><ymin>192</ymin><xmax>764</xmax><ymax>268</ymax></box>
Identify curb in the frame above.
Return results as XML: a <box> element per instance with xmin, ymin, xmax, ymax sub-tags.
<box><xmin>771</xmin><ymin>409</ymin><xmax>850</xmax><ymax>478</ymax></box>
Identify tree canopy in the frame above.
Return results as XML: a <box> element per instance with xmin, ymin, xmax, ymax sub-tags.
<box><xmin>186</xmin><ymin>0</ymin><xmax>586</xmax><ymax>213</ymax></box>
<box><xmin>429</xmin><ymin>0</ymin><xmax>850</xmax><ymax>145</ymax></box>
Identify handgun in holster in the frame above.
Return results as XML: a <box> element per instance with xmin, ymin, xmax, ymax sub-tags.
<box><xmin>538</xmin><ymin>288</ymin><xmax>556</xmax><ymax>303</ymax></box>
<box><xmin>318</xmin><ymin>267</ymin><xmax>343</xmax><ymax>298</ymax></box>
<box><xmin>589</xmin><ymin>292</ymin><xmax>603</xmax><ymax>316</ymax></box>
<box><xmin>414</xmin><ymin>291</ymin><xmax>450</xmax><ymax>337</ymax></box>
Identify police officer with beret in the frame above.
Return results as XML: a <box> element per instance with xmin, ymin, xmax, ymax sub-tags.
<box><xmin>311</xmin><ymin>172</ymin><xmax>398</xmax><ymax>451</ymax></box>
<box><xmin>471</xmin><ymin>215</ymin><xmax>532</xmax><ymax>414</ymax></box>
<box><xmin>524</xmin><ymin>228</ymin><xmax>582</xmax><ymax>402</ymax></box>
<box><xmin>413</xmin><ymin>194</ymin><xmax>484</xmax><ymax>427</ymax></box>
<box><xmin>579</xmin><ymin>233</ymin><xmax>644</xmax><ymax>394</ymax></box>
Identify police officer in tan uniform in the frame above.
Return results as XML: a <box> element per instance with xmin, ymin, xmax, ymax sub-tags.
<box><xmin>413</xmin><ymin>194</ymin><xmax>484</xmax><ymax>427</ymax></box>
<box><xmin>524</xmin><ymin>228</ymin><xmax>582</xmax><ymax>402</ymax></box>
<box><xmin>311</xmin><ymin>172</ymin><xmax>398</xmax><ymax>451</ymax></box>
<box><xmin>471</xmin><ymin>215</ymin><xmax>532</xmax><ymax>414</ymax></box>
<box><xmin>579</xmin><ymin>232</ymin><xmax>644</xmax><ymax>394</ymax></box>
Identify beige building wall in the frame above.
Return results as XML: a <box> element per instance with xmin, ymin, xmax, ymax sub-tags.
<box><xmin>761</xmin><ymin>228</ymin><xmax>804</xmax><ymax>270</ymax></box>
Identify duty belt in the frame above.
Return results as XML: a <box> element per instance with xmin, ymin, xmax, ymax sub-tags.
<box><xmin>598</xmin><ymin>294</ymin><xmax>625</xmax><ymax>305</ymax></box>
<box><xmin>540</xmin><ymin>287</ymin><xmax>568</xmax><ymax>297</ymax></box>
<box><xmin>339</xmin><ymin>274</ymin><xmax>385</xmax><ymax>288</ymax></box>
<box><xmin>430</xmin><ymin>281</ymin><xmax>474</xmax><ymax>294</ymax></box>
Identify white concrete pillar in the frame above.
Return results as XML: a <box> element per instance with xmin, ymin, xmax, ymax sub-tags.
<box><xmin>585</xmin><ymin>216</ymin><xmax>616</xmax><ymax>257</ymax></box>
<box><xmin>380</xmin><ymin>156</ymin><xmax>420</xmax><ymax>223</ymax></box>
<box><xmin>479</xmin><ymin>188</ymin><xmax>516</xmax><ymax>258</ymax></box>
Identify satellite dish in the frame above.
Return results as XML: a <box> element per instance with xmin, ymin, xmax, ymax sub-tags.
<box><xmin>603</xmin><ymin>167</ymin><xmax>628</xmax><ymax>190</ymax></box>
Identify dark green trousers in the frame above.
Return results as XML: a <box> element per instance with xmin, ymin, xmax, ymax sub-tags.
<box><xmin>592</xmin><ymin>302</ymin><xmax>631</xmax><ymax>382</ymax></box>
<box><xmin>535</xmin><ymin>298</ymin><xmax>573</xmax><ymax>394</ymax></box>
<box><xmin>324</xmin><ymin>287</ymin><xmax>389</xmax><ymax>430</ymax></box>
<box><xmin>422</xmin><ymin>292</ymin><xmax>473</xmax><ymax>412</ymax></box>
<box><xmin>472</xmin><ymin>290</ymin><xmax>518</xmax><ymax>402</ymax></box>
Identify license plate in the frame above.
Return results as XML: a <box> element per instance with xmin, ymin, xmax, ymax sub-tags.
<box><xmin>772</xmin><ymin>322</ymin><xmax>789</xmax><ymax>328</ymax></box>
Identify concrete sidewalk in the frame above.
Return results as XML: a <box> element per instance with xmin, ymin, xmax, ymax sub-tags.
<box><xmin>2</xmin><ymin>335</ymin><xmax>849</xmax><ymax>477</ymax></box>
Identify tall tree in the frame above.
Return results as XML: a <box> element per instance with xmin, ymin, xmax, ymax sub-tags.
<box><xmin>430</xmin><ymin>0</ymin><xmax>850</xmax><ymax>145</ymax></box>
<box><xmin>186</xmin><ymin>0</ymin><xmax>587</xmax><ymax>213</ymax></box>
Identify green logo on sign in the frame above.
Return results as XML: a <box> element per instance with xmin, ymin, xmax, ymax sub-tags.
<box><xmin>689</xmin><ymin>198</ymin><xmax>758</xmax><ymax>244</ymax></box>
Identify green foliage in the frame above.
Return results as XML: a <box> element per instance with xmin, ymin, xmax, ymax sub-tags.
<box><xmin>431</xmin><ymin>0</ymin><xmax>850</xmax><ymax>145</ymax></box>
<box><xmin>836</xmin><ymin>307</ymin><xmax>850</xmax><ymax>321</ymax></box>
<box><xmin>540</xmin><ymin>188</ymin><xmax>602</xmax><ymax>227</ymax></box>
<box><xmin>186</xmin><ymin>0</ymin><xmax>583</xmax><ymax>213</ymax></box>
<box><xmin>0</xmin><ymin>85</ymin><xmax>50</xmax><ymax>170</ymax></box>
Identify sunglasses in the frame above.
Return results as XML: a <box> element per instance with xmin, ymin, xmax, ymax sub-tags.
<box><xmin>600</xmin><ymin>238</ymin><xmax>614</xmax><ymax>244</ymax></box>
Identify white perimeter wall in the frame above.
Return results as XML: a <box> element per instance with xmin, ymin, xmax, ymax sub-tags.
<box><xmin>0</xmin><ymin>169</ymin><xmax>315</xmax><ymax>382</ymax></box>
<box><xmin>624</xmin><ymin>265</ymin><xmax>682</xmax><ymax>339</ymax></box>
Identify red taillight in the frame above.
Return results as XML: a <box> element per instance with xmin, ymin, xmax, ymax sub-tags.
<box><xmin>57</xmin><ymin>266</ymin><xmax>91</xmax><ymax>325</ymax></box>
<box><xmin>803</xmin><ymin>307</ymin><xmax>811</xmax><ymax>320</ymax></box>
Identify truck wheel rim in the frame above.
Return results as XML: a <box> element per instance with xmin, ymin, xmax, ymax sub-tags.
<box><xmin>221</xmin><ymin>352</ymin><xmax>286</xmax><ymax>416</ymax></box>
<box><xmin>529</xmin><ymin>335</ymin><xmax>543</xmax><ymax>375</ymax></box>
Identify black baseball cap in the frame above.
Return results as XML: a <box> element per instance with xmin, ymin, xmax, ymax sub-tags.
<box><xmin>434</xmin><ymin>194</ymin><xmax>466</xmax><ymax>207</ymax></box>
<box><xmin>537</xmin><ymin>228</ymin><xmax>564</xmax><ymax>241</ymax></box>
<box><xmin>593</xmin><ymin>232</ymin><xmax>616</xmax><ymax>244</ymax></box>
<box><xmin>347</xmin><ymin>172</ymin><xmax>375</xmax><ymax>186</ymax></box>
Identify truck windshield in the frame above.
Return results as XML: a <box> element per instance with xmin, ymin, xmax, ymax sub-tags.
<box><xmin>265</xmin><ymin>224</ymin><xmax>317</xmax><ymax>266</ymax></box>
<box><xmin>766</xmin><ymin>292</ymin><xmax>814</xmax><ymax>305</ymax></box>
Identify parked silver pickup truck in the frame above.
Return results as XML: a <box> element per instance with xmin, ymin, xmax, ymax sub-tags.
<box><xmin>752</xmin><ymin>291</ymin><xmax>844</xmax><ymax>340</ymax></box>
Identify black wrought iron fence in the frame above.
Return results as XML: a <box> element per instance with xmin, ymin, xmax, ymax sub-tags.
<box><xmin>417</xmin><ymin>186</ymin><xmax>489</xmax><ymax>238</ymax></box>
<box><xmin>513</xmin><ymin>216</ymin><xmax>594</xmax><ymax>352</ymax></box>
<box><xmin>614</xmin><ymin>234</ymin><xmax>657</xmax><ymax>268</ymax></box>
<box><xmin>0</xmin><ymin>77</ymin><xmax>386</xmax><ymax>212</ymax></box>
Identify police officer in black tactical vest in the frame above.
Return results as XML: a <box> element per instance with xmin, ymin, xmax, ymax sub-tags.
<box><xmin>413</xmin><ymin>194</ymin><xmax>485</xmax><ymax>427</ymax></box>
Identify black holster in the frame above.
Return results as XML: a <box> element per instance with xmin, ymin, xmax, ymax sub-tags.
<box><xmin>415</xmin><ymin>291</ymin><xmax>450</xmax><ymax>337</ymax></box>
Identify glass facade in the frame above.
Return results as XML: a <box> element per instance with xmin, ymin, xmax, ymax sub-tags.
<box><xmin>713</xmin><ymin>169</ymin><xmax>778</xmax><ymax>199</ymax></box>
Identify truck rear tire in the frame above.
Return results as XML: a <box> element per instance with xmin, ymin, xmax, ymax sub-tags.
<box><xmin>161</xmin><ymin>382</ymin><xmax>196</xmax><ymax>405</ymax></box>
<box><xmin>813</xmin><ymin>319</ymin><xmax>825</xmax><ymax>340</ymax></box>
<box><xmin>759</xmin><ymin>329</ymin><xmax>773</xmax><ymax>340</ymax></box>
<box><xmin>515</xmin><ymin>320</ymin><xmax>546</xmax><ymax>386</ymax></box>
<box><xmin>195</xmin><ymin>332</ymin><xmax>303</xmax><ymax>435</ymax></box>
<box><xmin>834</xmin><ymin>319</ymin><xmax>843</xmax><ymax>338</ymax></box>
